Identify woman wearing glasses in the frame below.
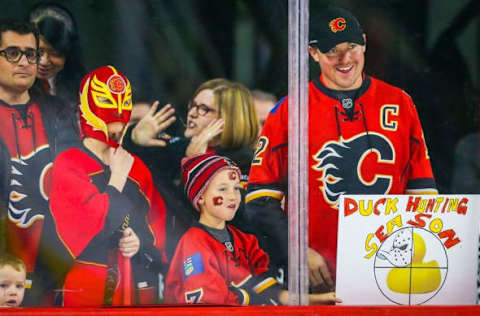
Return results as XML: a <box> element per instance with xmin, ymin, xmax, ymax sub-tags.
<box><xmin>184</xmin><ymin>79</ymin><xmax>258</xmax><ymax>165</ymax></box>
<box><xmin>123</xmin><ymin>78</ymin><xmax>258</xmax><ymax>259</ymax></box>
<box><xmin>127</xmin><ymin>78</ymin><xmax>258</xmax><ymax>180</ymax></box>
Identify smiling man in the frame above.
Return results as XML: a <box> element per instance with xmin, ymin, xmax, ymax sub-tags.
<box><xmin>0</xmin><ymin>19</ymin><xmax>78</xmax><ymax>306</ymax></box>
<box><xmin>246</xmin><ymin>6</ymin><xmax>437</xmax><ymax>296</ymax></box>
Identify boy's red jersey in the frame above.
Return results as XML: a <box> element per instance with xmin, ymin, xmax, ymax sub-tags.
<box><xmin>165</xmin><ymin>224</ymin><xmax>276</xmax><ymax>305</ymax></box>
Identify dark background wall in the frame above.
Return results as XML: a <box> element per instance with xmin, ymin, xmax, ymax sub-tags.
<box><xmin>2</xmin><ymin>0</ymin><xmax>480</xmax><ymax>193</ymax></box>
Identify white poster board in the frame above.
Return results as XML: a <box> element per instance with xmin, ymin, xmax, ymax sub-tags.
<box><xmin>336</xmin><ymin>195</ymin><xmax>480</xmax><ymax>305</ymax></box>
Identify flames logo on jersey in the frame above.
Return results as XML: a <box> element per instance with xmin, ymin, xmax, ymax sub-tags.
<box><xmin>8</xmin><ymin>145</ymin><xmax>52</xmax><ymax>227</ymax></box>
<box><xmin>313</xmin><ymin>132</ymin><xmax>395</xmax><ymax>208</ymax></box>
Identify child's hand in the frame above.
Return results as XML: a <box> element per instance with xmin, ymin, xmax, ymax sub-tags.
<box><xmin>308</xmin><ymin>292</ymin><xmax>342</xmax><ymax>305</ymax></box>
<box><xmin>118</xmin><ymin>227</ymin><xmax>140</xmax><ymax>258</ymax></box>
<box><xmin>278</xmin><ymin>290</ymin><xmax>342</xmax><ymax>305</ymax></box>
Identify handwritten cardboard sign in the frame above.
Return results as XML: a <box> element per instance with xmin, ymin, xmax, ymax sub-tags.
<box><xmin>336</xmin><ymin>195</ymin><xmax>480</xmax><ymax>305</ymax></box>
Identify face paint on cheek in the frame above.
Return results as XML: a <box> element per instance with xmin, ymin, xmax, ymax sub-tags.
<box><xmin>229</xmin><ymin>171</ymin><xmax>237</xmax><ymax>180</ymax></box>
<box><xmin>213</xmin><ymin>196</ymin><xmax>224</xmax><ymax>206</ymax></box>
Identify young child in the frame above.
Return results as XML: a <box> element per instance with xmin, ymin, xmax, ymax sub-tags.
<box><xmin>0</xmin><ymin>254</ymin><xmax>26</xmax><ymax>307</ymax></box>
<box><xmin>165</xmin><ymin>153</ymin><xmax>341</xmax><ymax>305</ymax></box>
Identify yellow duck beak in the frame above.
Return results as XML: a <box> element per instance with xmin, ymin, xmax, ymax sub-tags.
<box><xmin>386</xmin><ymin>232</ymin><xmax>441</xmax><ymax>294</ymax></box>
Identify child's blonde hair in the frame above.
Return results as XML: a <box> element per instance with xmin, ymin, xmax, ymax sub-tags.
<box><xmin>0</xmin><ymin>253</ymin><xmax>26</xmax><ymax>273</ymax></box>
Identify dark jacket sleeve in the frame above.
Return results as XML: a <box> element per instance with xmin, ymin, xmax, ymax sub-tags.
<box><xmin>122</xmin><ymin>124</ymin><xmax>189</xmax><ymax>182</ymax></box>
<box><xmin>245</xmin><ymin>184</ymin><xmax>288</xmax><ymax>270</ymax></box>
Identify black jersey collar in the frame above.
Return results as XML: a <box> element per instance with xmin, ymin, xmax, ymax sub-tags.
<box><xmin>313</xmin><ymin>74</ymin><xmax>371</xmax><ymax>101</ymax></box>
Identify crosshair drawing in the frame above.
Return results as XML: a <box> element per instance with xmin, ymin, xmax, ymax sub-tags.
<box><xmin>373</xmin><ymin>226</ymin><xmax>448</xmax><ymax>305</ymax></box>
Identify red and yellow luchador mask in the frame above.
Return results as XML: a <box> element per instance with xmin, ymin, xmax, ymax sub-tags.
<box><xmin>79</xmin><ymin>65</ymin><xmax>132</xmax><ymax>148</ymax></box>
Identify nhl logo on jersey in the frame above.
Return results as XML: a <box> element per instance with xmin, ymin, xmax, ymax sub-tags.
<box><xmin>224</xmin><ymin>241</ymin><xmax>234</xmax><ymax>252</ymax></box>
<box><xmin>342</xmin><ymin>98</ymin><xmax>353</xmax><ymax>109</ymax></box>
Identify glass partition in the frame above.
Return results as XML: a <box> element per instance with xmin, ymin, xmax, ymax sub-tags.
<box><xmin>0</xmin><ymin>0</ymin><xmax>478</xmax><ymax>308</ymax></box>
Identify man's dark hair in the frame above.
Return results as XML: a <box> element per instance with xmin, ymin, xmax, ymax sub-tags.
<box><xmin>0</xmin><ymin>18</ymin><xmax>39</xmax><ymax>49</ymax></box>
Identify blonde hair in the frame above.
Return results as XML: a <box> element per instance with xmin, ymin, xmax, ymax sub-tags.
<box><xmin>0</xmin><ymin>253</ymin><xmax>26</xmax><ymax>273</ymax></box>
<box><xmin>191</xmin><ymin>79</ymin><xmax>258</xmax><ymax>148</ymax></box>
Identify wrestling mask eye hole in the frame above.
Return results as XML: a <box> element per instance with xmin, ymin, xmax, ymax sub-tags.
<box><xmin>124</xmin><ymin>99</ymin><xmax>132</xmax><ymax>107</ymax></box>
<box><xmin>97</xmin><ymin>96</ymin><xmax>113</xmax><ymax>104</ymax></box>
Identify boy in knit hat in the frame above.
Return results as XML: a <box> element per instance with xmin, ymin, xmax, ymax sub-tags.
<box><xmin>165</xmin><ymin>153</ymin><xmax>341</xmax><ymax>305</ymax></box>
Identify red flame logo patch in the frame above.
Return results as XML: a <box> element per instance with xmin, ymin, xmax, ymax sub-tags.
<box><xmin>329</xmin><ymin>17</ymin><xmax>346</xmax><ymax>33</ymax></box>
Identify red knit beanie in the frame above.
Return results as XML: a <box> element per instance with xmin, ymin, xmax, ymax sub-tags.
<box><xmin>181</xmin><ymin>153</ymin><xmax>241</xmax><ymax>211</ymax></box>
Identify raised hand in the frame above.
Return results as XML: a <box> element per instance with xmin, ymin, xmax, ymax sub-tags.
<box><xmin>131</xmin><ymin>102</ymin><xmax>176</xmax><ymax>147</ymax></box>
<box><xmin>185</xmin><ymin>118</ymin><xmax>224</xmax><ymax>156</ymax></box>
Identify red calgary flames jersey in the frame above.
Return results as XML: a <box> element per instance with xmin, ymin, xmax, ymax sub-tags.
<box><xmin>0</xmin><ymin>102</ymin><xmax>51</xmax><ymax>275</ymax></box>
<box><xmin>50</xmin><ymin>147</ymin><xmax>166</xmax><ymax>306</ymax></box>
<box><xmin>165</xmin><ymin>225</ymin><xmax>274</xmax><ymax>305</ymax></box>
<box><xmin>247</xmin><ymin>76</ymin><xmax>437</xmax><ymax>277</ymax></box>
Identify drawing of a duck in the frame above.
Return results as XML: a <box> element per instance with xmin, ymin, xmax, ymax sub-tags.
<box><xmin>377</xmin><ymin>229</ymin><xmax>441</xmax><ymax>294</ymax></box>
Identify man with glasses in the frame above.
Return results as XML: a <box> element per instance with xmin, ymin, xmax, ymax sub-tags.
<box><xmin>0</xmin><ymin>19</ymin><xmax>78</xmax><ymax>306</ymax></box>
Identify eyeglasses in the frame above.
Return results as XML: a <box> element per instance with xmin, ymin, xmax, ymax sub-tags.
<box><xmin>188</xmin><ymin>102</ymin><xmax>216</xmax><ymax>116</ymax></box>
<box><xmin>0</xmin><ymin>47</ymin><xmax>41</xmax><ymax>64</ymax></box>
